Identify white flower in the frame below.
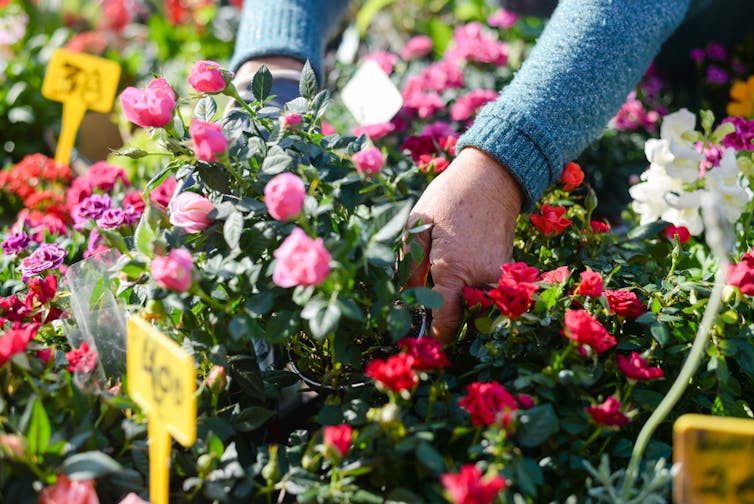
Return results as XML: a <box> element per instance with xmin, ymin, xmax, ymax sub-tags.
<box><xmin>660</xmin><ymin>108</ymin><xmax>696</xmax><ymax>144</ymax></box>
<box><xmin>662</xmin><ymin>189</ymin><xmax>705</xmax><ymax>235</ymax></box>
<box><xmin>705</xmin><ymin>148</ymin><xmax>752</xmax><ymax>224</ymax></box>
<box><xmin>629</xmin><ymin>164</ymin><xmax>682</xmax><ymax>224</ymax></box>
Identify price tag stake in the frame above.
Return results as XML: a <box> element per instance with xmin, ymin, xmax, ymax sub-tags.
<box><xmin>127</xmin><ymin>316</ymin><xmax>196</xmax><ymax>504</ymax></box>
<box><xmin>42</xmin><ymin>49</ymin><xmax>121</xmax><ymax>166</ymax></box>
<box><xmin>674</xmin><ymin>414</ymin><xmax>754</xmax><ymax>503</ymax></box>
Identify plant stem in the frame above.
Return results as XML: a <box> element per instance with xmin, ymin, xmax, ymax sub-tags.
<box><xmin>622</xmin><ymin>258</ymin><xmax>728</xmax><ymax>496</ymax></box>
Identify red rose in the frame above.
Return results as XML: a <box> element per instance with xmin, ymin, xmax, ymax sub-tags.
<box><xmin>487</xmin><ymin>278</ymin><xmax>537</xmax><ymax>319</ymax></box>
<box><xmin>662</xmin><ymin>224</ymin><xmax>691</xmax><ymax>244</ymax></box>
<box><xmin>323</xmin><ymin>424</ymin><xmax>353</xmax><ymax>457</ymax></box>
<box><xmin>441</xmin><ymin>464</ymin><xmax>508</xmax><ymax>504</ymax></box>
<box><xmin>559</xmin><ymin>161</ymin><xmax>585</xmax><ymax>191</ymax></box>
<box><xmin>589</xmin><ymin>220</ymin><xmax>611</xmax><ymax>233</ymax></box>
<box><xmin>727</xmin><ymin>252</ymin><xmax>754</xmax><ymax>296</ymax></box>
<box><xmin>515</xmin><ymin>394</ymin><xmax>535</xmax><ymax>409</ymax></box>
<box><xmin>530</xmin><ymin>204</ymin><xmax>572</xmax><ymax>236</ymax></box>
<box><xmin>0</xmin><ymin>323</ymin><xmax>39</xmax><ymax>366</ymax></box>
<box><xmin>575</xmin><ymin>270</ymin><xmax>603</xmax><ymax>297</ymax></box>
<box><xmin>616</xmin><ymin>352</ymin><xmax>664</xmax><ymax>381</ymax></box>
<box><xmin>500</xmin><ymin>261</ymin><xmax>539</xmax><ymax>283</ymax></box>
<box><xmin>605</xmin><ymin>289</ymin><xmax>647</xmax><ymax>318</ymax></box>
<box><xmin>563</xmin><ymin>309</ymin><xmax>616</xmax><ymax>355</ymax></box>
<box><xmin>151</xmin><ymin>177</ymin><xmax>177</xmax><ymax>209</ymax></box>
<box><xmin>365</xmin><ymin>353</ymin><xmax>418</xmax><ymax>392</ymax></box>
<box><xmin>585</xmin><ymin>396</ymin><xmax>629</xmax><ymax>427</ymax></box>
<box><xmin>417</xmin><ymin>154</ymin><xmax>450</xmax><ymax>174</ymax></box>
<box><xmin>458</xmin><ymin>381</ymin><xmax>518</xmax><ymax>427</ymax></box>
<box><xmin>398</xmin><ymin>337</ymin><xmax>450</xmax><ymax>371</ymax></box>
<box><xmin>462</xmin><ymin>286</ymin><xmax>494</xmax><ymax>310</ymax></box>
<box><xmin>538</xmin><ymin>266</ymin><xmax>570</xmax><ymax>285</ymax></box>
<box><xmin>65</xmin><ymin>342</ymin><xmax>98</xmax><ymax>374</ymax></box>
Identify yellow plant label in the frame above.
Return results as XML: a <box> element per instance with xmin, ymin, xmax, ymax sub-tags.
<box><xmin>674</xmin><ymin>414</ymin><xmax>754</xmax><ymax>503</ymax></box>
<box><xmin>41</xmin><ymin>49</ymin><xmax>121</xmax><ymax>165</ymax></box>
<box><xmin>127</xmin><ymin>315</ymin><xmax>196</xmax><ymax>446</ymax></box>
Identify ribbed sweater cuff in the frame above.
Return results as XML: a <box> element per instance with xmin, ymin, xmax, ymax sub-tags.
<box><xmin>231</xmin><ymin>3</ymin><xmax>325</xmax><ymax>84</ymax></box>
<box><xmin>456</xmin><ymin>110</ymin><xmax>563</xmax><ymax>211</ymax></box>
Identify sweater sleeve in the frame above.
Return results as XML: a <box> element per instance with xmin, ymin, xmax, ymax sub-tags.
<box><xmin>456</xmin><ymin>0</ymin><xmax>692</xmax><ymax>209</ymax></box>
<box><xmin>230</xmin><ymin>0</ymin><xmax>351</xmax><ymax>84</ymax></box>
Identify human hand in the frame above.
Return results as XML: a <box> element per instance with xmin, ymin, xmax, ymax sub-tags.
<box><xmin>406</xmin><ymin>147</ymin><xmax>523</xmax><ymax>344</ymax></box>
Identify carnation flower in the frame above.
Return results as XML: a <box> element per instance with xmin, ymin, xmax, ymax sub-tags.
<box><xmin>65</xmin><ymin>342</ymin><xmax>98</xmax><ymax>374</ymax></box>
<box><xmin>2</xmin><ymin>231</ymin><xmax>30</xmax><ymax>255</ymax></box>
<box><xmin>400</xmin><ymin>35</ymin><xmax>433</xmax><ymax>60</ymax></box>
<box><xmin>585</xmin><ymin>396</ymin><xmax>630</xmax><ymax>427</ymax></box>
<box><xmin>0</xmin><ymin>323</ymin><xmax>39</xmax><ymax>366</ymax></box>
<box><xmin>20</xmin><ymin>243</ymin><xmax>67</xmax><ymax>281</ymax></box>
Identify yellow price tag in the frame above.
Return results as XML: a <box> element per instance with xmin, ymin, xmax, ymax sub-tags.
<box><xmin>674</xmin><ymin>414</ymin><xmax>754</xmax><ymax>503</ymax></box>
<box><xmin>41</xmin><ymin>49</ymin><xmax>121</xmax><ymax>166</ymax></box>
<box><xmin>127</xmin><ymin>315</ymin><xmax>196</xmax><ymax>504</ymax></box>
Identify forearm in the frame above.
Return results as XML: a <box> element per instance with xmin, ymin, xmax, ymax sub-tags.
<box><xmin>231</xmin><ymin>0</ymin><xmax>351</xmax><ymax>84</ymax></box>
<box><xmin>457</xmin><ymin>0</ymin><xmax>693</xmax><ymax>209</ymax></box>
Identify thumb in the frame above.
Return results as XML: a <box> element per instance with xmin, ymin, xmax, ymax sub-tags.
<box><xmin>429</xmin><ymin>282</ymin><xmax>465</xmax><ymax>345</ymax></box>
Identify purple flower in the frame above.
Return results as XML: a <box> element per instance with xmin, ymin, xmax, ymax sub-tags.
<box><xmin>705</xmin><ymin>65</ymin><xmax>729</xmax><ymax>85</ymax></box>
<box><xmin>721</xmin><ymin>117</ymin><xmax>754</xmax><ymax>151</ymax></box>
<box><xmin>2</xmin><ymin>231</ymin><xmax>30</xmax><ymax>255</ymax></box>
<box><xmin>96</xmin><ymin>208</ymin><xmax>127</xmax><ymax>229</ymax></box>
<box><xmin>689</xmin><ymin>47</ymin><xmax>705</xmax><ymax>64</ymax></box>
<box><xmin>20</xmin><ymin>243</ymin><xmax>67</xmax><ymax>281</ymax></box>
<box><xmin>72</xmin><ymin>194</ymin><xmax>112</xmax><ymax>230</ymax></box>
<box><xmin>706</xmin><ymin>41</ymin><xmax>728</xmax><ymax>61</ymax></box>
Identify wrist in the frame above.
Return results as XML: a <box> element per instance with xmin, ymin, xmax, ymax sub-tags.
<box><xmin>458</xmin><ymin>147</ymin><xmax>524</xmax><ymax>214</ymax></box>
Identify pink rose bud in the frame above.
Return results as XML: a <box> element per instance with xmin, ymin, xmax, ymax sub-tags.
<box><xmin>187</xmin><ymin>60</ymin><xmax>231</xmax><ymax>94</ymax></box>
<box><xmin>281</xmin><ymin>113</ymin><xmax>303</xmax><ymax>129</ymax></box>
<box><xmin>120</xmin><ymin>77</ymin><xmax>176</xmax><ymax>128</ymax></box>
<box><xmin>264</xmin><ymin>172</ymin><xmax>306</xmax><ymax>221</ymax></box>
<box><xmin>207</xmin><ymin>365</ymin><xmax>226</xmax><ymax>393</ymax></box>
<box><xmin>169</xmin><ymin>192</ymin><xmax>215</xmax><ymax>233</ymax></box>
<box><xmin>352</xmin><ymin>147</ymin><xmax>384</xmax><ymax>176</ymax></box>
<box><xmin>0</xmin><ymin>434</ymin><xmax>26</xmax><ymax>458</ymax></box>
<box><xmin>324</xmin><ymin>424</ymin><xmax>353</xmax><ymax>457</ymax></box>
<box><xmin>189</xmin><ymin>120</ymin><xmax>228</xmax><ymax>162</ymax></box>
<box><xmin>39</xmin><ymin>475</ymin><xmax>99</xmax><ymax>504</ymax></box>
<box><xmin>272</xmin><ymin>227</ymin><xmax>331</xmax><ymax>288</ymax></box>
<box><xmin>37</xmin><ymin>347</ymin><xmax>53</xmax><ymax>364</ymax></box>
<box><xmin>151</xmin><ymin>248</ymin><xmax>194</xmax><ymax>292</ymax></box>
<box><xmin>118</xmin><ymin>493</ymin><xmax>150</xmax><ymax>504</ymax></box>
<box><xmin>400</xmin><ymin>35</ymin><xmax>433</xmax><ymax>60</ymax></box>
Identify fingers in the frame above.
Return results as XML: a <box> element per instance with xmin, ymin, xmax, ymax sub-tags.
<box><xmin>429</xmin><ymin>283</ymin><xmax>464</xmax><ymax>345</ymax></box>
<box><xmin>403</xmin><ymin>216</ymin><xmax>431</xmax><ymax>288</ymax></box>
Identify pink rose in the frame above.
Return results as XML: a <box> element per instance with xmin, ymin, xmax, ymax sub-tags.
<box><xmin>169</xmin><ymin>192</ymin><xmax>215</xmax><ymax>233</ymax></box>
<box><xmin>187</xmin><ymin>60</ymin><xmax>230</xmax><ymax>94</ymax></box>
<box><xmin>272</xmin><ymin>228</ymin><xmax>331</xmax><ymax>287</ymax></box>
<box><xmin>585</xmin><ymin>396</ymin><xmax>630</xmax><ymax>427</ymax></box>
<box><xmin>189</xmin><ymin>120</ymin><xmax>227</xmax><ymax>162</ymax></box>
<box><xmin>207</xmin><ymin>365</ymin><xmax>226</xmax><ymax>393</ymax></box>
<box><xmin>118</xmin><ymin>493</ymin><xmax>150</xmax><ymax>504</ymax></box>
<box><xmin>39</xmin><ymin>475</ymin><xmax>99</xmax><ymax>504</ymax></box>
<box><xmin>365</xmin><ymin>51</ymin><xmax>397</xmax><ymax>74</ymax></box>
<box><xmin>281</xmin><ymin>113</ymin><xmax>303</xmax><ymax>129</ymax></box>
<box><xmin>264</xmin><ymin>173</ymin><xmax>306</xmax><ymax>221</ymax></box>
<box><xmin>0</xmin><ymin>434</ymin><xmax>26</xmax><ymax>458</ymax></box>
<box><xmin>616</xmin><ymin>352</ymin><xmax>664</xmax><ymax>381</ymax></box>
<box><xmin>151</xmin><ymin>248</ymin><xmax>194</xmax><ymax>292</ymax></box>
<box><xmin>400</xmin><ymin>35</ymin><xmax>433</xmax><ymax>60</ymax></box>
<box><xmin>120</xmin><ymin>77</ymin><xmax>176</xmax><ymax>128</ymax></box>
<box><xmin>352</xmin><ymin>147</ymin><xmax>384</xmax><ymax>176</ymax></box>
<box><xmin>324</xmin><ymin>424</ymin><xmax>353</xmax><ymax>457</ymax></box>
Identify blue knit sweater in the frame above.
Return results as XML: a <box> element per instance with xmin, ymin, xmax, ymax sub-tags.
<box><xmin>232</xmin><ymin>0</ymin><xmax>719</xmax><ymax>208</ymax></box>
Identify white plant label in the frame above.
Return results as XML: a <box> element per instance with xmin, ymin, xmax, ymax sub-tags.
<box><xmin>341</xmin><ymin>60</ymin><xmax>403</xmax><ymax>125</ymax></box>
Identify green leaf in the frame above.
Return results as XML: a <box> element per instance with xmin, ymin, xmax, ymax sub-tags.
<box><xmin>515</xmin><ymin>457</ymin><xmax>543</xmax><ymax>498</ymax></box>
<box><xmin>316</xmin><ymin>405</ymin><xmax>342</xmax><ymax>425</ymax></box>
<box><xmin>63</xmin><ymin>451</ymin><xmax>123</xmax><ymax>479</ymax></box>
<box><xmin>416</xmin><ymin>442</ymin><xmax>445</xmax><ymax>473</ymax></box>
<box><xmin>26</xmin><ymin>398</ymin><xmax>51</xmax><ymax>456</ymax></box>
<box><xmin>197</xmin><ymin>163</ymin><xmax>231</xmax><ymax>193</ymax></box>
<box><xmin>711</xmin><ymin>121</ymin><xmax>736</xmax><ymax>144</ymax></box>
<box><xmin>97</xmin><ymin>228</ymin><xmax>130</xmax><ymax>254</ymax></box>
<box><xmin>252</xmin><ymin>65</ymin><xmax>273</xmax><ymax>101</ymax></box>
<box><xmin>233</xmin><ymin>406</ymin><xmax>275</xmax><ymax>432</ymax></box>
<box><xmin>299</xmin><ymin>60</ymin><xmax>318</xmax><ymax>100</ymax></box>
<box><xmin>365</xmin><ymin>242</ymin><xmax>395</xmax><ymax>268</ymax></box>
<box><xmin>650</xmin><ymin>322</ymin><xmax>671</xmax><ymax>346</ymax></box>
<box><xmin>388</xmin><ymin>305</ymin><xmax>412</xmax><ymax>340</ymax></box>
<box><xmin>194</xmin><ymin>96</ymin><xmax>217</xmax><ymax>122</ymax></box>
<box><xmin>261</xmin><ymin>145</ymin><xmax>293</xmax><ymax>175</ymax></box>
<box><xmin>373</xmin><ymin>201</ymin><xmax>412</xmax><ymax>243</ymax></box>
<box><xmin>223</xmin><ymin>211</ymin><xmax>243</xmax><ymax>249</ymax></box>
<box><xmin>308</xmin><ymin>302</ymin><xmax>342</xmax><ymax>339</ymax></box>
<box><xmin>517</xmin><ymin>404</ymin><xmax>559</xmax><ymax>447</ymax></box>
<box><xmin>228</xmin><ymin>355</ymin><xmax>265</xmax><ymax>401</ymax></box>
<box><xmin>229</xmin><ymin>315</ymin><xmax>253</xmax><ymax>341</ymax></box>
<box><xmin>356</xmin><ymin>0</ymin><xmax>397</xmax><ymax>35</ymax></box>
<box><xmin>385</xmin><ymin>488</ymin><xmax>424</xmax><ymax>504</ymax></box>
<box><xmin>404</xmin><ymin>287</ymin><xmax>443</xmax><ymax>310</ymax></box>
<box><xmin>266</xmin><ymin>311</ymin><xmax>301</xmax><ymax>343</ymax></box>
<box><xmin>245</xmin><ymin>291</ymin><xmax>274</xmax><ymax>317</ymax></box>
<box><xmin>134</xmin><ymin>207</ymin><xmax>156</xmax><ymax>258</ymax></box>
